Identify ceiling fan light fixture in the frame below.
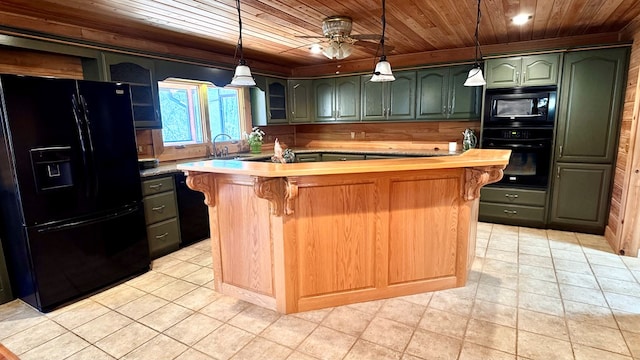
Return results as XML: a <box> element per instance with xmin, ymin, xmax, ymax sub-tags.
<box><xmin>464</xmin><ymin>0</ymin><xmax>485</xmax><ymax>87</ymax></box>
<box><xmin>336</xmin><ymin>43</ymin><xmax>353</xmax><ymax>60</ymax></box>
<box><xmin>310</xmin><ymin>43</ymin><xmax>323</xmax><ymax>54</ymax></box>
<box><xmin>322</xmin><ymin>41</ymin><xmax>338</xmax><ymax>59</ymax></box>
<box><xmin>228</xmin><ymin>0</ymin><xmax>255</xmax><ymax>87</ymax></box>
<box><xmin>371</xmin><ymin>56</ymin><xmax>395</xmax><ymax>82</ymax></box>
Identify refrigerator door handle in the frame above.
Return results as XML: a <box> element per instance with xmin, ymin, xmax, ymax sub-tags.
<box><xmin>36</xmin><ymin>205</ymin><xmax>140</xmax><ymax>233</ymax></box>
<box><xmin>79</xmin><ymin>94</ymin><xmax>99</xmax><ymax>196</ymax></box>
<box><xmin>71</xmin><ymin>94</ymin><xmax>91</xmax><ymax>198</ymax></box>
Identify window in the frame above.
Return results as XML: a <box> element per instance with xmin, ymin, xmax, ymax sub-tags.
<box><xmin>158</xmin><ymin>79</ymin><xmax>243</xmax><ymax>147</ymax></box>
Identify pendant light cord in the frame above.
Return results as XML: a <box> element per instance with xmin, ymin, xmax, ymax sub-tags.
<box><xmin>235</xmin><ymin>0</ymin><xmax>244</xmax><ymax>64</ymax></box>
<box><xmin>473</xmin><ymin>0</ymin><xmax>482</xmax><ymax>66</ymax></box>
<box><xmin>380</xmin><ymin>0</ymin><xmax>387</xmax><ymax>58</ymax></box>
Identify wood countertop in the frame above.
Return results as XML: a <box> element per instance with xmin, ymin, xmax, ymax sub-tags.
<box><xmin>176</xmin><ymin>148</ymin><xmax>511</xmax><ymax>177</ymax></box>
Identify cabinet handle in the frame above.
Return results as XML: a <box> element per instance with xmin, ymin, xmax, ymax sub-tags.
<box><xmin>505</xmin><ymin>194</ymin><xmax>519</xmax><ymax>200</ymax></box>
<box><xmin>152</xmin><ymin>205</ymin><xmax>166</xmax><ymax>212</ymax></box>
<box><xmin>155</xmin><ymin>232</ymin><xmax>169</xmax><ymax>239</ymax></box>
<box><xmin>516</xmin><ymin>71</ymin><xmax>520</xmax><ymax>84</ymax></box>
<box><xmin>559</xmin><ymin>145</ymin><xmax>563</xmax><ymax>157</ymax></box>
<box><xmin>149</xmin><ymin>184</ymin><xmax>163</xmax><ymax>190</ymax></box>
<box><xmin>503</xmin><ymin>209</ymin><xmax>518</xmax><ymax>216</ymax></box>
<box><xmin>557</xmin><ymin>166</ymin><xmax>560</xmax><ymax>178</ymax></box>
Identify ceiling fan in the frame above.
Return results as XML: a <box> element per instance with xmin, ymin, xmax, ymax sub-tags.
<box><xmin>295</xmin><ymin>16</ymin><xmax>393</xmax><ymax>59</ymax></box>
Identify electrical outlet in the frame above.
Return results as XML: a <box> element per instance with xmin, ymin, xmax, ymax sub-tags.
<box><xmin>137</xmin><ymin>146</ymin><xmax>143</xmax><ymax>153</ymax></box>
<box><xmin>360</xmin><ymin>131</ymin><xmax>366</xmax><ymax>139</ymax></box>
<box><xmin>350</xmin><ymin>131</ymin><xmax>355</xmax><ymax>139</ymax></box>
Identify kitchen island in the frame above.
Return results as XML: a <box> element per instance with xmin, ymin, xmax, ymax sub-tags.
<box><xmin>177</xmin><ymin>149</ymin><xmax>510</xmax><ymax>313</ymax></box>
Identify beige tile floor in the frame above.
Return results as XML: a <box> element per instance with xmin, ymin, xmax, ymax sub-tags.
<box><xmin>1</xmin><ymin>222</ymin><xmax>639</xmax><ymax>360</ymax></box>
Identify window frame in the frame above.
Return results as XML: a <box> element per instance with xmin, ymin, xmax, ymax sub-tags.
<box><xmin>155</xmin><ymin>78</ymin><xmax>251</xmax><ymax>162</ymax></box>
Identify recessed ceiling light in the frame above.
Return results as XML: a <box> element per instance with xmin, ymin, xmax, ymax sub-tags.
<box><xmin>310</xmin><ymin>43</ymin><xmax>323</xmax><ymax>54</ymax></box>
<box><xmin>512</xmin><ymin>14</ymin><xmax>532</xmax><ymax>25</ymax></box>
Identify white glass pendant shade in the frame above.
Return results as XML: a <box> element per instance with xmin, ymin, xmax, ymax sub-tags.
<box><xmin>371</xmin><ymin>58</ymin><xmax>395</xmax><ymax>82</ymax></box>
<box><xmin>463</xmin><ymin>66</ymin><xmax>486</xmax><ymax>87</ymax></box>
<box><xmin>230</xmin><ymin>63</ymin><xmax>256</xmax><ymax>86</ymax></box>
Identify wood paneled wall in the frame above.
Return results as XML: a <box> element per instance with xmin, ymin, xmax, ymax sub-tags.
<box><xmin>607</xmin><ymin>23</ymin><xmax>640</xmax><ymax>256</ymax></box>
<box><xmin>0</xmin><ymin>47</ymin><xmax>83</xmax><ymax>78</ymax></box>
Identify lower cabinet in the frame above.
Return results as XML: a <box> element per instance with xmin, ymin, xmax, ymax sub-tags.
<box><xmin>479</xmin><ymin>187</ymin><xmax>547</xmax><ymax>227</ymax></box>
<box><xmin>548</xmin><ymin>163</ymin><xmax>612</xmax><ymax>233</ymax></box>
<box><xmin>142</xmin><ymin>175</ymin><xmax>181</xmax><ymax>259</ymax></box>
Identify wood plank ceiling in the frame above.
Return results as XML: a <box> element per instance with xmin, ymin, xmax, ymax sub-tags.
<box><xmin>1</xmin><ymin>0</ymin><xmax>640</xmax><ymax>70</ymax></box>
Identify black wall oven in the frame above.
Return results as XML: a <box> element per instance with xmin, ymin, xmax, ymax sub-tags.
<box><xmin>482</xmin><ymin>128</ymin><xmax>553</xmax><ymax>189</ymax></box>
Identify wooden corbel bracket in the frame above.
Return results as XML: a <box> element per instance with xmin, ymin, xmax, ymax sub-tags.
<box><xmin>184</xmin><ymin>171</ymin><xmax>216</xmax><ymax>206</ymax></box>
<box><xmin>463</xmin><ymin>165</ymin><xmax>506</xmax><ymax>201</ymax></box>
<box><xmin>253</xmin><ymin>177</ymin><xmax>298</xmax><ymax>216</ymax></box>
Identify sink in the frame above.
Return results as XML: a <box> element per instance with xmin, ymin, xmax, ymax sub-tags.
<box><xmin>210</xmin><ymin>153</ymin><xmax>255</xmax><ymax>160</ymax></box>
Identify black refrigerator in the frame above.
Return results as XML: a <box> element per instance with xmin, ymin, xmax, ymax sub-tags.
<box><xmin>0</xmin><ymin>74</ymin><xmax>150</xmax><ymax>312</ymax></box>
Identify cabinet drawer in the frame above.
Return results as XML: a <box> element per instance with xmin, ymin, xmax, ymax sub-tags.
<box><xmin>147</xmin><ymin>218</ymin><xmax>180</xmax><ymax>258</ymax></box>
<box><xmin>141</xmin><ymin>176</ymin><xmax>174</xmax><ymax>196</ymax></box>
<box><xmin>479</xmin><ymin>202</ymin><xmax>545</xmax><ymax>225</ymax></box>
<box><xmin>143</xmin><ymin>191</ymin><xmax>177</xmax><ymax>224</ymax></box>
<box><xmin>480</xmin><ymin>187</ymin><xmax>546</xmax><ymax>206</ymax></box>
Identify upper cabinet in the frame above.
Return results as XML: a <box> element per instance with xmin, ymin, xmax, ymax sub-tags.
<box><xmin>486</xmin><ymin>54</ymin><xmax>561</xmax><ymax>88</ymax></box>
<box><xmin>314</xmin><ymin>76</ymin><xmax>360</xmax><ymax>122</ymax></box>
<box><xmin>288</xmin><ymin>79</ymin><xmax>314</xmax><ymax>124</ymax></box>
<box><xmin>104</xmin><ymin>53</ymin><xmax>162</xmax><ymax>129</ymax></box>
<box><xmin>361</xmin><ymin>71</ymin><xmax>416</xmax><ymax>121</ymax></box>
<box><xmin>416</xmin><ymin>65</ymin><xmax>481</xmax><ymax>120</ymax></box>
<box><xmin>251</xmin><ymin>76</ymin><xmax>288</xmax><ymax>126</ymax></box>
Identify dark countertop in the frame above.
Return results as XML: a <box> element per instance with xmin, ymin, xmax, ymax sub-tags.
<box><xmin>139</xmin><ymin>147</ymin><xmax>462</xmax><ymax>178</ymax></box>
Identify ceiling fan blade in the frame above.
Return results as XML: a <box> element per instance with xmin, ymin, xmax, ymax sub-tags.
<box><xmin>351</xmin><ymin>34</ymin><xmax>382</xmax><ymax>40</ymax></box>
<box><xmin>355</xmin><ymin>41</ymin><xmax>395</xmax><ymax>52</ymax></box>
<box><xmin>295</xmin><ymin>35</ymin><xmax>327</xmax><ymax>39</ymax></box>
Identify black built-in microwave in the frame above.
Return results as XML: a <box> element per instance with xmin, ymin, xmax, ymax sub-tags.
<box><xmin>484</xmin><ymin>86</ymin><xmax>557</xmax><ymax>128</ymax></box>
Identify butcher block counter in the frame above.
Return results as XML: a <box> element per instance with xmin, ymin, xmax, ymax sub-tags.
<box><xmin>177</xmin><ymin>149</ymin><xmax>510</xmax><ymax>313</ymax></box>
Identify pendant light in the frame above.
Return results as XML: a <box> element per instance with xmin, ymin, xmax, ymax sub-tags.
<box><xmin>370</xmin><ymin>0</ymin><xmax>395</xmax><ymax>82</ymax></box>
<box><xmin>464</xmin><ymin>0</ymin><xmax>486</xmax><ymax>87</ymax></box>
<box><xmin>230</xmin><ymin>0</ymin><xmax>256</xmax><ymax>86</ymax></box>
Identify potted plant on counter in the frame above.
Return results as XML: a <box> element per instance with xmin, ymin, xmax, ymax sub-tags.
<box><xmin>246</xmin><ymin>127</ymin><xmax>265</xmax><ymax>154</ymax></box>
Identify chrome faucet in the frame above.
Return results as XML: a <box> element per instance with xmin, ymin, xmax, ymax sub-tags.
<box><xmin>212</xmin><ymin>133</ymin><xmax>232</xmax><ymax>158</ymax></box>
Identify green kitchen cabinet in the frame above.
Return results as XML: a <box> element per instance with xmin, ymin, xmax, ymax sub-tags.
<box><xmin>313</xmin><ymin>76</ymin><xmax>360</xmax><ymax>122</ymax></box>
<box><xmin>416</xmin><ymin>65</ymin><xmax>481</xmax><ymax>120</ymax></box>
<box><xmin>288</xmin><ymin>79</ymin><xmax>314</xmax><ymax>123</ymax></box>
<box><xmin>548</xmin><ymin>47</ymin><xmax>628</xmax><ymax>234</ymax></box>
<box><xmin>479</xmin><ymin>187</ymin><xmax>547</xmax><ymax>227</ymax></box>
<box><xmin>554</xmin><ymin>48</ymin><xmax>628</xmax><ymax>164</ymax></box>
<box><xmin>485</xmin><ymin>54</ymin><xmax>561</xmax><ymax>88</ymax></box>
<box><xmin>251</xmin><ymin>77</ymin><xmax>288</xmax><ymax>125</ymax></box>
<box><xmin>361</xmin><ymin>71</ymin><xmax>416</xmax><ymax>121</ymax></box>
<box><xmin>265</xmin><ymin>78</ymin><xmax>288</xmax><ymax>124</ymax></box>
<box><xmin>548</xmin><ymin>163</ymin><xmax>612</xmax><ymax>233</ymax></box>
<box><xmin>104</xmin><ymin>52</ymin><xmax>162</xmax><ymax>129</ymax></box>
